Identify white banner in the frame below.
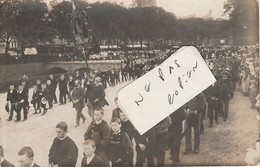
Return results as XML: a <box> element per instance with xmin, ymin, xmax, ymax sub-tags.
<box><xmin>118</xmin><ymin>46</ymin><xmax>216</xmax><ymax>135</ymax></box>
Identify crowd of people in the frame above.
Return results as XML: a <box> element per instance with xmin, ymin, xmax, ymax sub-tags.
<box><xmin>1</xmin><ymin>45</ymin><xmax>259</xmax><ymax>167</ymax></box>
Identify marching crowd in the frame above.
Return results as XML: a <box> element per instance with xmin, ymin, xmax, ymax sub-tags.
<box><xmin>1</xmin><ymin>45</ymin><xmax>259</xmax><ymax>167</ymax></box>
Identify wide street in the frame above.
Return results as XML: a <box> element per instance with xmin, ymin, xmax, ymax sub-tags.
<box><xmin>0</xmin><ymin>81</ymin><xmax>258</xmax><ymax>166</ymax></box>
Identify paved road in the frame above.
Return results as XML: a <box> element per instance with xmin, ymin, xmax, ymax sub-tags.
<box><xmin>0</xmin><ymin>82</ymin><xmax>258</xmax><ymax>166</ymax></box>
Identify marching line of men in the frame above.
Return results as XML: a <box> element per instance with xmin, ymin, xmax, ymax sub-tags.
<box><xmin>5</xmin><ymin>70</ymin><xmax>109</xmax><ymax>124</ymax></box>
<box><xmin>2</xmin><ymin>46</ymin><xmax>258</xmax><ymax>166</ymax></box>
<box><xmin>0</xmin><ymin>88</ymin><xmax>226</xmax><ymax>167</ymax></box>
<box><xmin>4</xmin><ymin>65</ymin><xmax>238</xmax><ymax>167</ymax></box>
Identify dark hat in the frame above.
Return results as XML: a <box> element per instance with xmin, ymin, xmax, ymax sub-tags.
<box><xmin>220</xmin><ymin>71</ymin><xmax>230</xmax><ymax>77</ymax></box>
<box><xmin>5</xmin><ymin>103</ymin><xmax>9</xmax><ymax>113</ymax></box>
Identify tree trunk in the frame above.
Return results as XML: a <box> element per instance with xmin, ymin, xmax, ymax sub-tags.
<box><xmin>4</xmin><ymin>40</ymin><xmax>10</xmax><ymax>56</ymax></box>
<box><xmin>140</xmin><ymin>37</ymin><xmax>143</xmax><ymax>49</ymax></box>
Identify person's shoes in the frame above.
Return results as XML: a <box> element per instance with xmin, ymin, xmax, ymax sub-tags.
<box><xmin>59</xmin><ymin>103</ymin><xmax>63</xmax><ymax>105</ymax></box>
<box><xmin>208</xmin><ymin>124</ymin><xmax>213</xmax><ymax>128</ymax></box>
<box><xmin>33</xmin><ymin>110</ymin><xmax>37</xmax><ymax>114</ymax></box>
<box><xmin>23</xmin><ymin>118</ymin><xmax>27</xmax><ymax>121</ymax></box>
<box><xmin>82</xmin><ymin>118</ymin><xmax>86</xmax><ymax>124</ymax></box>
<box><xmin>15</xmin><ymin>120</ymin><xmax>20</xmax><ymax>122</ymax></box>
<box><xmin>75</xmin><ymin>123</ymin><xmax>79</xmax><ymax>127</ymax></box>
<box><xmin>183</xmin><ymin>151</ymin><xmax>191</xmax><ymax>155</ymax></box>
<box><xmin>42</xmin><ymin>109</ymin><xmax>47</xmax><ymax>116</ymax></box>
<box><xmin>193</xmin><ymin>150</ymin><xmax>199</xmax><ymax>154</ymax></box>
<box><xmin>7</xmin><ymin>119</ymin><xmax>12</xmax><ymax>121</ymax></box>
<box><xmin>53</xmin><ymin>102</ymin><xmax>57</xmax><ymax>104</ymax></box>
<box><xmin>215</xmin><ymin>120</ymin><xmax>219</xmax><ymax>124</ymax></box>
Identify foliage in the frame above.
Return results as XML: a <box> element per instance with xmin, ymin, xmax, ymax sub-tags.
<box><xmin>223</xmin><ymin>0</ymin><xmax>259</xmax><ymax>37</ymax></box>
<box><xmin>0</xmin><ymin>0</ymin><xmax>258</xmax><ymax>54</ymax></box>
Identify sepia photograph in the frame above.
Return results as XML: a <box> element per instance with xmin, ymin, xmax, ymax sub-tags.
<box><xmin>0</xmin><ymin>0</ymin><xmax>259</xmax><ymax>166</ymax></box>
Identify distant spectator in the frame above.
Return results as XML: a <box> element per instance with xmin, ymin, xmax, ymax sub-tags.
<box><xmin>48</xmin><ymin>74</ymin><xmax>58</xmax><ymax>104</ymax></box>
<box><xmin>6</xmin><ymin>84</ymin><xmax>18</xmax><ymax>121</ymax></box>
<box><xmin>18</xmin><ymin>147</ymin><xmax>40</xmax><ymax>167</ymax></box>
<box><xmin>58</xmin><ymin>74</ymin><xmax>68</xmax><ymax>105</ymax></box>
<box><xmin>21</xmin><ymin>74</ymin><xmax>28</xmax><ymax>83</ymax></box>
<box><xmin>0</xmin><ymin>145</ymin><xmax>15</xmax><ymax>167</ymax></box>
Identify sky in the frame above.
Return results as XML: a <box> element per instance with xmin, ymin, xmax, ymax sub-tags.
<box><xmin>46</xmin><ymin>0</ymin><xmax>228</xmax><ymax>19</ymax></box>
<box><xmin>85</xmin><ymin>0</ymin><xmax>228</xmax><ymax>18</ymax></box>
<box><xmin>157</xmin><ymin>0</ymin><xmax>227</xmax><ymax>19</ymax></box>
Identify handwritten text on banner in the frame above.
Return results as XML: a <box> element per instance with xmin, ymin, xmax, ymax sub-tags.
<box><xmin>118</xmin><ymin>46</ymin><xmax>216</xmax><ymax>135</ymax></box>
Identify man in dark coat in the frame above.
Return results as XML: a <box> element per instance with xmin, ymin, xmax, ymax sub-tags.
<box><xmin>46</xmin><ymin>80</ymin><xmax>54</xmax><ymax>109</ymax></box>
<box><xmin>74</xmin><ymin>70</ymin><xmax>82</xmax><ymax>81</ymax></box>
<box><xmin>168</xmin><ymin>106</ymin><xmax>187</xmax><ymax>163</ymax></box>
<box><xmin>71</xmin><ymin>79</ymin><xmax>86</xmax><ymax>127</ymax></box>
<box><xmin>38</xmin><ymin>83</ymin><xmax>48</xmax><ymax>115</ymax></box>
<box><xmin>100</xmin><ymin>70</ymin><xmax>108</xmax><ymax>89</ymax></box>
<box><xmin>183</xmin><ymin>93</ymin><xmax>207</xmax><ymax>154</ymax></box>
<box><xmin>154</xmin><ymin>116</ymin><xmax>172</xmax><ymax>166</ymax></box>
<box><xmin>119</xmin><ymin>110</ymin><xmax>135</xmax><ymax>142</ymax></box>
<box><xmin>92</xmin><ymin>77</ymin><xmax>108</xmax><ymax>110</ymax></box>
<box><xmin>204</xmin><ymin>80</ymin><xmax>221</xmax><ymax>127</ymax></box>
<box><xmin>18</xmin><ymin>147</ymin><xmax>41</xmax><ymax>167</ymax></box>
<box><xmin>21</xmin><ymin>81</ymin><xmax>30</xmax><ymax>110</ymax></box>
<box><xmin>106</xmin><ymin>117</ymin><xmax>133</xmax><ymax>166</ymax></box>
<box><xmin>68</xmin><ymin>75</ymin><xmax>75</xmax><ymax>102</ymax></box>
<box><xmin>49</xmin><ymin>122</ymin><xmax>78</xmax><ymax>167</ymax></box>
<box><xmin>31</xmin><ymin>84</ymin><xmax>40</xmax><ymax>114</ymax></box>
<box><xmin>0</xmin><ymin>145</ymin><xmax>15</xmax><ymax>167</ymax></box>
<box><xmin>134</xmin><ymin>128</ymin><xmax>156</xmax><ymax>166</ymax></box>
<box><xmin>84</xmin><ymin>73</ymin><xmax>95</xmax><ymax>117</ymax></box>
<box><xmin>16</xmin><ymin>85</ymin><xmax>28</xmax><ymax>121</ymax></box>
<box><xmin>58</xmin><ymin>74</ymin><xmax>68</xmax><ymax>105</ymax></box>
<box><xmin>218</xmin><ymin>72</ymin><xmax>233</xmax><ymax>121</ymax></box>
<box><xmin>84</xmin><ymin>109</ymin><xmax>110</xmax><ymax>167</ymax></box>
<box><xmin>49</xmin><ymin>74</ymin><xmax>58</xmax><ymax>104</ymax></box>
<box><xmin>6</xmin><ymin>84</ymin><xmax>17</xmax><ymax>121</ymax></box>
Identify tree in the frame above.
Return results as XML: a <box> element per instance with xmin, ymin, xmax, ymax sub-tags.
<box><xmin>90</xmin><ymin>2</ymin><xmax>128</xmax><ymax>46</ymax></box>
<box><xmin>0</xmin><ymin>0</ymin><xmax>20</xmax><ymax>54</ymax></box>
<box><xmin>15</xmin><ymin>0</ymin><xmax>51</xmax><ymax>48</ymax></box>
<box><xmin>48</xmin><ymin>1</ymin><xmax>73</xmax><ymax>41</ymax></box>
<box><xmin>0</xmin><ymin>0</ymin><xmax>53</xmax><ymax>54</ymax></box>
<box><xmin>223</xmin><ymin>0</ymin><xmax>259</xmax><ymax>37</ymax></box>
